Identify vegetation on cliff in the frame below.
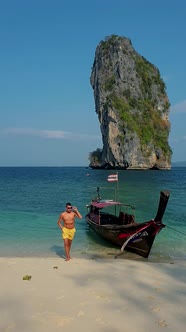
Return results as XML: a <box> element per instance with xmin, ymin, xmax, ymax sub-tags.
<box><xmin>109</xmin><ymin>93</ymin><xmax>171</xmax><ymax>155</ymax></box>
<box><xmin>89</xmin><ymin>148</ymin><xmax>103</xmax><ymax>166</ymax></box>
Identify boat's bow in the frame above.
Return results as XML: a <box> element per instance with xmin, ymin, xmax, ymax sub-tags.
<box><xmin>120</xmin><ymin>190</ymin><xmax>170</xmax><ymax>258</ymax></box>
<box><xmin>154</xmin><ymin>190</ymin><xmax>170</xmax><ymax>222</ymax></box>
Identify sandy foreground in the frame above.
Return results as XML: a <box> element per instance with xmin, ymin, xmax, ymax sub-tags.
<box><xmin>0</xmin><ymin>256</ymin><xmax>186</xmax><ymax>332</ymax></box>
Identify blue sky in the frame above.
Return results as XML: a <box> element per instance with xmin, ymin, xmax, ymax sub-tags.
<box><xmin>0</xmin><ymin>0</ymin><xmax>185</xmax><ymax>166</ymax></box>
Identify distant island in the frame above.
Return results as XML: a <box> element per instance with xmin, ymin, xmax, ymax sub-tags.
<box><xmin>172</xmin><ymin>161</ymin><xmax>186</xmax><ymax>167</ymax></box>
<box><xmin>89</xmin><ymin>35</ymin><xmax>172</xmax><ymax>170</ymax></box>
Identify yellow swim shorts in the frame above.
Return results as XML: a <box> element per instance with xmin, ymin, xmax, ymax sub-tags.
<box><xmin>62</xmin><ymin>227</ymin><xmax>76</xmax><ymax>240</ymax></box>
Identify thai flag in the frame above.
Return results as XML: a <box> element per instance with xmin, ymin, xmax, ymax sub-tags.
<box><xmin>107</xmin><ymin>174</ymin><xmax>118</xmax><ymax>182</ymax></box>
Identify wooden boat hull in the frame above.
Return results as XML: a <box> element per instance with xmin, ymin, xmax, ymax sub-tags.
<box><xmin>86</xmin><ymin>191</ymin><xmax>170</xmax><ymax>258</ymax></box>
<box><xmin>86</xmin><ymin>216</ymin><xmax>165</xmax><ymax>258</ymax></box>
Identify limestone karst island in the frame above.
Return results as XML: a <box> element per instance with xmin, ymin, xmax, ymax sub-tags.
<box><xmin>89</xmin><ymin>35</ymin><xmax>172</xmax><ymax>170</ymax></box>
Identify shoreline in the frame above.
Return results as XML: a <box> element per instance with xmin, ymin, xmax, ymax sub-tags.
<box><xmin>0</xmin><ymin>250</ymin><xmax>185</xmax><ymax>264</ymax></box>
<box><xmin>1</xmin><ymin>257</ymin><xmax>186</xmax><ymax>332</ymax></box>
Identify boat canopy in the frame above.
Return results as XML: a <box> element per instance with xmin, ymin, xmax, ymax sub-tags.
<box><xmin>91</xmin><ymin>201</ymin><xmax>122</xmax><ymax>208</ymax></box>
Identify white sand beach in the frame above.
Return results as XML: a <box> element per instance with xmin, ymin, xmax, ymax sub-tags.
<box><xmin>0</xmin><ymin>256</ymin><xmax>186</xmax><ymax>332</ymax></box>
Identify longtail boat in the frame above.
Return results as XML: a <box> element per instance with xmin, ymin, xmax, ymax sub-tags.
<box><xmin>86</xmin><ymin>187</ymin><xmax>170</xmax><ymax>258</ymax></box>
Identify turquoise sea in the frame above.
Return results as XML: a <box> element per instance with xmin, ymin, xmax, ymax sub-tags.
<box><xmin>0</xmin><ymin>167</ymin><xmax>186</xmax><ymax>262</ymax></box>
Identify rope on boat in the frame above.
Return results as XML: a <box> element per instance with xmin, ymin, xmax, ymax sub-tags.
<box><xmin>166</xmin><ymin>225</ymin><xmax>186</xmax><ymax>237</ymax></box>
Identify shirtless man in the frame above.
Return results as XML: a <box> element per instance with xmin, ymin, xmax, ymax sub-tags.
<box><xmin>57</xmin><ymin>202</ymin><xmax>82</xmax><ymax>261</ymax></box>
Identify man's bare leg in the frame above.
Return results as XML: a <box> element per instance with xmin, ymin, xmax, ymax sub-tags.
<box><xmin>64</xmin><ymin>239</ymin><xmax>72</xmax><ymax>261</ymax></box>
<box><xmin>68</xmin><ymin>239</ymin><xmax>73</xmax><ymax>259</ymax></box>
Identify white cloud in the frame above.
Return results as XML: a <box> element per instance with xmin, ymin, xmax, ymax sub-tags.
<box><xmin>0</xmin><ymin>128</ymin><xmax>101</xmax><ymax>141</ymax></box>
<box><xmin>170</xmin><ymin>100</ymin><xmax>186</xmax><ymax>114</ymax></box>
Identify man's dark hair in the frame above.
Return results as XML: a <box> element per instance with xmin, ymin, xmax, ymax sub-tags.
<box><xmin>66</xmin><ymin>202</ymin><xmax>72</xmax><ymax>207</ymax></box>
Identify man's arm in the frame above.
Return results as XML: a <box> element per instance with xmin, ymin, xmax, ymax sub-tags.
<box><xmin>57</xmin><ymin>213</ymin><xmax>64</xmax><ymax>230</ymax></box>
<box><xmin>73</xmin><ymin>207</ymin><xmax>82</xmax><ymax>219</ymax></box>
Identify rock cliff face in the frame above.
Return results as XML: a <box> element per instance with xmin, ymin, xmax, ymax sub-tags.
<box><xmin>89</xmin><ymin>35</ymin><xmax>172</xmax><ymax>169</ymax></box>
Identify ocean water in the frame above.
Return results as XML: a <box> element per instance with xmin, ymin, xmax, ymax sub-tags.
<box><xmin>0</xmin><ymin>166</ymin><xmax>186</xmax><ymax>262</ymax></box>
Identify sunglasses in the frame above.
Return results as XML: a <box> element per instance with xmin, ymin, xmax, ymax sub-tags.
<box><xmin>66</xmin><ymin>206</ymin><xmax>72</xmax><ymax>210</ymax></box>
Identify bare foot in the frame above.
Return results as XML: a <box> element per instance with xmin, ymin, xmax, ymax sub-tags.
<box><xmin>65</xmin><ymin>257</ymin><xmax>71</xmax><ymax>261</ymax></box>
